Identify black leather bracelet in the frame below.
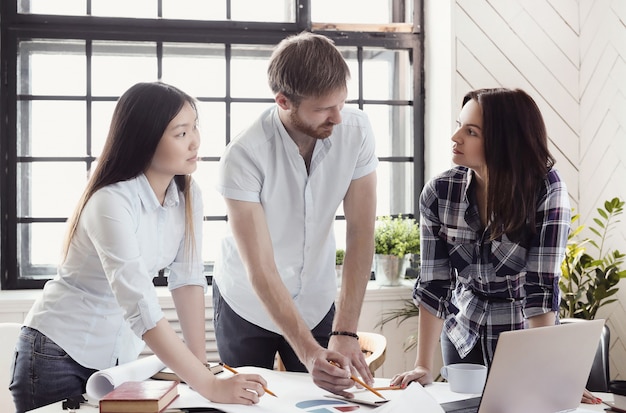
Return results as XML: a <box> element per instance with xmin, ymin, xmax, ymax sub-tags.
<box><xmin>329</xmin><ymin>330</ymin><xmax>359</xmax><ymax>340</ymax></box>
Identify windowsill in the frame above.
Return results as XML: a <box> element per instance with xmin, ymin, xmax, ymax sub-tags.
<box><xmin>0</xmin><ymin>279</ymin><xmax>413</xmax><ymax>314</ymax></box>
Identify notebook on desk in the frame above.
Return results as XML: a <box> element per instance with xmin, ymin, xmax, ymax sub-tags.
<box><xmin>441</xmin><ymin>319</ymin><xmax>605</xmax><ymax>413</ymax></box>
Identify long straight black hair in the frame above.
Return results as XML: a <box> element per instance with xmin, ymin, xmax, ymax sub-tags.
<box><xmin>463</xmin><ymin>88</ymin><xmax>555</xmax><ymax>242</ymax></box>
<box><xmin>62</xmin><ymin>81</ymin><xmax>198</xmax><ymax>261</ymax></box>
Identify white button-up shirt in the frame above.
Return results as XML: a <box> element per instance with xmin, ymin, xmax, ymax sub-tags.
<box><xmin>24</xmin><ymin>174</ymin><xmax>205</xmax><ymax>370</ymax></box>
<box><xmin>214</xmin><ymin>105</ymin><xmax>378</xmax><ymax>333</ymax></box>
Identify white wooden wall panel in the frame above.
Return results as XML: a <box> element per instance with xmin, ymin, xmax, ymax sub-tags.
<box><xmin>445</xmin><ymin>0</ymin><xmax>626</xmax><ymax>381</ymax></box>
<box><xmin>521</xmin><ymin>1</ymin><xmax>580</xmax><ymax>65</ymax></box>
<box><xmin>454</xmin><ymin>1</ymin><xmax>580</xmax><ymax>197</ymax></box>
<box><xmin>508</xmin><ymin>11</ymin><xmax>579</xmax><ymax>96</ymax></box>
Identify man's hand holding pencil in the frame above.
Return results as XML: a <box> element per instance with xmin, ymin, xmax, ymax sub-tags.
<box><xmin>307</xmin><ymin>349</ymin><xmax>357</xmax><ymax>399</ymax></box>
<box><xmin>306</xmin><ymin>344</ymin><xmax>375</xmax><ymax>400</ymax></box>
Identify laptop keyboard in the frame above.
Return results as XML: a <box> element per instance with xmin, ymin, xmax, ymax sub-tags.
<box><xmin>440</xmin><ymin>396</ymin><xmax>481</xmax><ymax>413</ymax></box>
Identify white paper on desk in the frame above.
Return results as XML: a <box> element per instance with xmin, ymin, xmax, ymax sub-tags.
<box><xmin>327</xmin><ymin>382</ymin><xmax>443</xmax><ymax>413</ymax></box>
<box><xmin>170</xmin><ymin>367</ymin><xmax>338</xmax><ymax>412</ymax></box>
<box><xmin>87</xmin><ymin>364</ymin><xmax>444</xmax><ymax>413</ymax></box>
<box><xmin>374</xmin><ymin>382</ymin><xmax>444</xmax><ymax>413</ymax></box>
<box><xmin>85</xmin><ymin>354</ymin><xmax>166</xmax><ymax>399</ymax></box>
<box><xmin>170</xmin><ymin>367</ymin><xmax>444</xmax><ymax>413</ymax></box>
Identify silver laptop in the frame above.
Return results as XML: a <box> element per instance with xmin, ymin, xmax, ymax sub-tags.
<box><xmin>442</xmin><ymin>319</ymin><xmax>605</xmax><ymax>413</ymax></box>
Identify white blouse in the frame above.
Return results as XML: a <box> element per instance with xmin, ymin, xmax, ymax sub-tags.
<box><xmin>24</xmin><ymin>173</ymin><xmax>205</xmax><ymax>370</ymax></box>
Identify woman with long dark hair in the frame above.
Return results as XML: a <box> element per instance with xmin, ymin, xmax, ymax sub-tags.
<box><xmin>391</xmin><ymin>88</ymin><xmax>597</xmax><ymax>398</ymax></box>
<box><xmin>10</xmin><ymin>82</ymin><xmax>266</xmax><ymax>412</ymax></box>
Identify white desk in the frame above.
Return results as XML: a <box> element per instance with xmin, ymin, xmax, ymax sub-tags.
<box><xmin>29</xmin><ymin>382</ymin><xmax>613</xmax><ymax>412</ymax></box>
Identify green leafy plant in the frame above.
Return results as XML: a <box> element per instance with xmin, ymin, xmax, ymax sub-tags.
<box><xmin>559</xmin><ymin>197</ymin><xmax>626</xmax><ymax>320</ymax></box>
<box><xmin>374</xmin><ymin>215</ymin><xmax>420</xmax><ymax>258</ymax></box>
<box><xmin>378</xmin><ymin>298</ymin><xmax>419</xmax><ymax>351</ymax></box>
<box><xmin>336</xmin><ymin>249</ymin><xmax>345</xmax><ymax>266</ymax></box>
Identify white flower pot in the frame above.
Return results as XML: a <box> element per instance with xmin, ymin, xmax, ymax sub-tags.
<box><xmin>335</xmin><ymin>264</ymin><xmax>343</xmax><ymax>286</ymax></box>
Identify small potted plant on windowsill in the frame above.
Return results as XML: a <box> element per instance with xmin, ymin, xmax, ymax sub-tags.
<box><xmin>374</xmin><ymin>215</ymin><xmax>420</xmax><ymax>286</ymax></box>
<box><xmin>335</xmin><ymin>249</ymin><xmax>345</xmax><ymax>286</ymax></box>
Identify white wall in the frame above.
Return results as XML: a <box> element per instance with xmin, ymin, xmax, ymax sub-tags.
<box><xmin>424</xmin><ymin>0</ymin><xmax>626</xmax><ymax>380</ymax></box>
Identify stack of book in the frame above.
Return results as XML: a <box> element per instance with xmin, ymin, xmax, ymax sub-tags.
<box><xmin>99</xmin><ymin>380</ymin><xmax>179</xmax><ymax>413</ymax></box>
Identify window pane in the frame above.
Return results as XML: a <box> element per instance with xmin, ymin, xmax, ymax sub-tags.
<box><xmin>92</xmin><ymin>41</ymin><xmax>157</xmax><ymax>96</ymax></box>
<box><xmin>363</xmin><ymin>48</ymin><xmax>412</xmax><ymax>101</ymax></box>
<box><xmin>194</xmin><ymin>162</ymin><xmax>226</xmax><ymax>217</ymax></box>
<box><xmin>231</xmin><ymin>0</ymin><xmax>295</xmax><ymax>22</ymax></box>
<box><xmin>162</xmin><ymin>0</ymin><xmax>226</xmax><ymax>20</ymax></box>
<box><xmin>18</xmin><ymin>162</ymin><xmax>86</xmax><ymax>218</ymax></box>
<box><xmin>231</xmin><ymin>45</ymin><xmax>273</xmax><ymax>98</ymax></box>
<box><xmin>162</xmin><ymin>43</ymin><xmax>226</xmax><ymax>97</ymax></box>
<box><xmin>365</xmin><ymin>104</ymin><xmax>413</xmax><ymax>157</ymax></box>
<box><xmin>17</xmin><ymin>101</ymin><xmax>86</xmax><ymax>157</ymax></box>
<box><xmin>91</xmin><ymin>101</ymin><xmax>118</xmax><ymax>157</ymax></box>
<box><xmin>18</xmin><ymin>40</ymin><xmax>86</xmax><ymax>95</ymax></box>
<box><xmin>376</xmin><ymin>161</ymin><xmax>414</xmax><ymax>216</ymax></box>
<box><xmin>203</xmin><ymin>220</ymin><xmax>228</xmax><ymax>264</ymax></box>
<box><xmin>312</xmin><ymin>0</ymin><xmax>391</xmax><ymax>23</ymax></box>
<box><xmin>18</xmin><ymin>223</ymin><xmax>64</xmax><ymax>272</ymax></box>
<box><xmin>197</xmin><ymin>102</ymin><xmax>227</xmax><ymax>157</ymax></box>
<box><xmin>91</xmin><ymin>0</ymin><xmax>157</xmax><ymax>18</ymax></box>
<box><xmin>331</xmin><ymin>47</ymin><xmax>358</xmax><ymax>101</ymax></box>
<box><xmin>230</xmin><ymin>102</ymin><xmax>275</xmax><ymax>137</ymax></box>
<box><xmin>19</xmin><ymin>0</ymin><xmax>85</xmax><ymax>16</ymax></box>
<box><xmin>333</xmin><ymin>220</ymin><xmax>347</xmax><ymax>251</ymax></box>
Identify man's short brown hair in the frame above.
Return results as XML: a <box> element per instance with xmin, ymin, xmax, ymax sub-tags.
<box><xmin>267</xmin><ymin>32</ymin><xmax>350</xmax><ymax>103</ymax></box>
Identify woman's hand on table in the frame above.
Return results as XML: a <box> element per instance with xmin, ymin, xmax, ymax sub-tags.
<box><xmin>390</xmin><ymin>366</ymin><xmax>433</xmax><ymax>388</ymax></box>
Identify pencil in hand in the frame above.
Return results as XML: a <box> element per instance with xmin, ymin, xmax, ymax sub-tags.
<box><xmin>371</xmin><ymin>385</ymin><xmax>403</xmax><ymax>391</ymax></box>
<box><xmin>329</xmin><ymin>361</ymin><xmax>386</xmax><ymax>400</ymax></box>
<box><xmin>219</xmin><ymin>363</ymin><xmax>277</xmax><ymax>397</ymax></box>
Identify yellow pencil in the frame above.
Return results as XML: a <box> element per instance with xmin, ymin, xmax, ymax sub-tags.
<box><xmin>220</xmin><ymin>363</ymin><xmax>277</xmax><ymax>397</ymax></box>
<box><xmin>371</xmin><ymin>385</ymin><xmax>403</xmax><ymax>391</ymax></box>
<box><xmin>329</xmin><ymin>361</ymin><xmax>386</xmax><ymax>400</ymax></box>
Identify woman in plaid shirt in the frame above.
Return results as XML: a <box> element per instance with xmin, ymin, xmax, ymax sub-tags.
<box><xmin>390</xmin><ymin>88</ymin><xmax>601</xmax><ymax>402</ymax></box>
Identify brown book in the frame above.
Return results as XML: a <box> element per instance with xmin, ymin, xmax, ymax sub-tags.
<box><xmin>99</xmin><ymin>380</ymin><xmax>179</xmax><ymax>413</ymax></box>
<box><xmin>151</xmin><ymin>363</ymin><xmax>223</xmax><ymax>382</ymax></box>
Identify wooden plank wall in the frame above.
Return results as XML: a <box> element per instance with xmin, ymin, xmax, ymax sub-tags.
<box><xmin>447</xmin><ymin>0</ymin><xmax>626</xmax><ymax>380</ymax></box>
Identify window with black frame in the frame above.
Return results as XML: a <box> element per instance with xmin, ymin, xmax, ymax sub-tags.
<box><xmin>0</xmin><ymin>0</ymin><xmax>423</xmax><ymax>289</ymax></box>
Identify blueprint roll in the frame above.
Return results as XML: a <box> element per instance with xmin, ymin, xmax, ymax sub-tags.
<box><xmin>86</xmin><ymin>355</ymin><xmax>166</xmax><ymax>399</ymax></box>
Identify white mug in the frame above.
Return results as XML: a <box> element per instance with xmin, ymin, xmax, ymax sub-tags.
<box><xmin>440</xmin><ymin>363</ymin><xmax>487</xmax><ymax>394</ymax></box>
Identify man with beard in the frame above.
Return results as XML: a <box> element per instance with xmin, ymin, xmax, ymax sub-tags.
<box><xmin>213</xmin><ymin>32</ymin><xmax>378</xmax><ymax>398</ymax></box>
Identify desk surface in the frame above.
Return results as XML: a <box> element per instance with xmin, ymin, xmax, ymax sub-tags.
<box><xmin>30</xmin><ymin>383</ymin><xmax>613</xmax><ymax>412</ymax></box>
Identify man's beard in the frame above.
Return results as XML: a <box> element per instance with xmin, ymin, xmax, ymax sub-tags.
<box><xmin>290</xmin><ymin>109</ymin><xmax>334</xmax><ymax>139</ymax></box>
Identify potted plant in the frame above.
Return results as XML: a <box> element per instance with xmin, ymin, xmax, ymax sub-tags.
<box><xmin>374</xmin><ymin>215</ymin><xmax>420</xmax><ymax>286</ymax></box>
<box><xmin>335</xmin><ymin>249</ymin><xmax>345</xmax><ymax>286</ymax></box>
<box><xmin>559</xmin><ymin>197</ymin><xmax>626</xmax><ymax>319</ymax></box>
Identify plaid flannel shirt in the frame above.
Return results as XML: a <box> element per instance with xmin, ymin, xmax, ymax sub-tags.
<box><xmin>414</xmin><ymin>166</ymin><xmax>570</xmax><ymax>362</ymax></box>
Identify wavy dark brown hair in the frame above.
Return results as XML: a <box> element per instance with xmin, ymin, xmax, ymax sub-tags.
<box><xmin>62</xmin><ymin>82</ymin><xmax>198</xmax><ymax>262</ymax></box>
<box><xmin>463</xmin><ymin>88</ymin><xmax>555</xmax><ymax>243</ymax></box>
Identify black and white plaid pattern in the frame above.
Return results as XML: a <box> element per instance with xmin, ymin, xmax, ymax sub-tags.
<box><xmin>414</xmin><ymin>166</ymin><xmax>571</xmax><ymax>363</ymax></box>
